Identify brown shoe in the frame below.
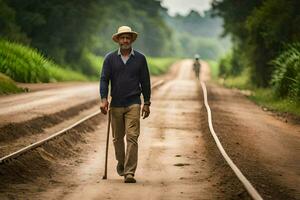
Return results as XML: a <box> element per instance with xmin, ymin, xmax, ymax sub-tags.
<box><xmin>124</xmin><ymin>174</ymin><xmax>136</xmax><ymax>183</ymax></box>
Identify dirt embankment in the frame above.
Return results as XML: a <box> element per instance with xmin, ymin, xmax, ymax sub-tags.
<box><xmin>0</xmin><ymin>100</ymin><xmax>100</xmax><ymax>158</ymax></box>
<box><xmin>0</xmin><ymin>114</ymin><xmax>105</xmax><ymax>200</ymax></box>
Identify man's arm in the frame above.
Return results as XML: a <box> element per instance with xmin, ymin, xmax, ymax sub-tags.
<box><xmin>140</xmin><ymin>56</ymin><xmax>151</xmax><ymax>119</ymax></box>
<box><xmin>99</xmin><ymin>56</ymin><xmax>111</xmax><ymax>114</ymax></box>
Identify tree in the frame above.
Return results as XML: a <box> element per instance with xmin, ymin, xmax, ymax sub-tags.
<box><xmin>212</xmin><ymin>0</ymin><xmax>300</xmax><ymax>87</ymax></box>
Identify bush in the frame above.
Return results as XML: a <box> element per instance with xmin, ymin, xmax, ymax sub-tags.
<box><xmin>0</xmin><ymin>39</ymin><xmax>88</xmax><ymax>83</ymax></box>
<box><xmin>218</xmin><ymin>52</ymin><xmax>232</xmax><ymax>77</ymax></box>
<box><xmin>207</xmin><ymin>60</ymin><xmax>219</xmax><ymax>79</ymax></box>
<box><xmin>271</xmin><ymin>43</ymin><xmax>300</xmax><ymax>100</ymax></box>
<box><xmin>147</xmin><ymin>57</ymin><xmax>178</xmax><ymax>75</ymax></box>
<box><xmin>47</xmin><ymin>64</ymin><xmax>88</xmax><ymax>82</ymax></box>
<box><xmin>0</xmin><ymin>40</ymin><xmax>50</xmax><ymax>82</ymax></box>
<box><xmin>222</xmin><ymin>68</ymin><xmax>252</xmax><ymax>90</ymax></box>
<box><xmin>83</xmin><ymin>51</ymin><xmax>104</xmax><ymax>77</ymax></box>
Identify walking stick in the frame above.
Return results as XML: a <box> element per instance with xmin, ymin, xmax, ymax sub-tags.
<box><xmin>102</xmin><ymin>109</ymin><xmax>111</xmax><ymax>180</ymax></box>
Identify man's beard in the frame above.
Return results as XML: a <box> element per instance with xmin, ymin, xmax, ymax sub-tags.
<box><xmin>120</xmin><ymin>44</ymin><xmax>131</xmax><ymax>50</ymax></box>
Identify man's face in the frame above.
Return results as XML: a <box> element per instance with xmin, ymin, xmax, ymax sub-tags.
<box><xmin>118</xmin><ymin>33</ymin><xmax>133</xmax><ymax>50</ymax></box>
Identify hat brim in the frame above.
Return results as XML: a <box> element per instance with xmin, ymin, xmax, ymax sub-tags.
<box><xmin>112</xmin><ymin>31</ymin><xmax>138</xmax><ymax>43</ymax></box>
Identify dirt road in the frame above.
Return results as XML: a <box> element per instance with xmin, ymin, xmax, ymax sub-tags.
<box><xmin>0</xmin><ymin>60</ymin><xmax>299</xmax><ymax>199</ymax></box>
<box><xmin>28</xmin><ymin>60</ymin><xmax>244</xmax><ymax>200</ymax></box>
<box><xmin>55</xmin><ymin>60</ymin><xmax>243</xmax><ymax>199</ymax></box>
<box><xmin>0</xmin><ymin>82</ymin><xmax>99</xmax><ymax>125</ymax></box>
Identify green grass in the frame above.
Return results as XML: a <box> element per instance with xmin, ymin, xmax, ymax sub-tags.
<box><xmin>85</xmin><ymin>52</ymin><xmax>104</xmax><ymax>73</ymax></box>
<box><xmin>221</xmin><ymin>68</ymin><xmax>253</xmax><ymax>90</ymax></box>
<box><xmin>0</xmin><ymin>39</ymin><xmax>88</xmax><ymax>83</ymax></box>
<box><xmin>219</xmin><ymin>69</ymin><xmax>300</xmax><ymax>116</ymax></box>
<box><xmin>83</xmin><ymin>52</ymin><xmax>104</xmax><ymax>81</ymax></box>
<box><xmin>47</xmin><ymin>65</ymin><xmax>88</xmax><ymax>82</ymax></box>
<box><xmin>206</xmin><ymin>60</ymin><xmax>219</xmax><ymax>79</ymax></box>
<box><xmin>147</xmin><ymin>57</ymin><xmax>178</xmax><ymax>75</ymax></box>
<box><xmin>83</xmin><ymin>53</ymin><xmax>178</xmax><ymax>77</ymax></box>
<box><xmin>0</xmin><ymin>73</ymin><xmax>24</xmax><ymax>94</ymax></box>
<box><xmin>249</xmin><ymin>88</ymin><xmax>300</xmax><ymax>116</ymax></box>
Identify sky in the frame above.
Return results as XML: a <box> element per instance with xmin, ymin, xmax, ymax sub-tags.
<box><xmin>160</xmin><ymin>0</ymin><xmax>212</xmax><ymax>16</ymax></box>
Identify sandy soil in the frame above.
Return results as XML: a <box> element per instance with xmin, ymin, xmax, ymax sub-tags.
<box><xmin>0</xmin><ymin>102</ymin><xmax>99</xmax><ymax>157</ymax></box>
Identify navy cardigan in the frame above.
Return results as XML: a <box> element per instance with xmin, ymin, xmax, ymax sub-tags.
<box><xmin>100</xmin><ymin>50</ymin><xmax>151</xmax><ymax>107</ymax></box>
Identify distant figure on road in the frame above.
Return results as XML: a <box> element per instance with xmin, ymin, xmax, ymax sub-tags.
<box><xmin>99</xmin><ymin>26</ymin><xmax>151</xmax><ymax>183</ymax></box>
<box><xmin>193</xmin><ymin>54</ymin><xmax>201</xmax><ymax>79</ymax></box>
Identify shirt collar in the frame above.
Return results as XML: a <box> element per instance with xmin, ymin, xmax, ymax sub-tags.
<box><xmin>118</xmin><ymin>48</ymin><xmax>135</xmax><ymax>56</ymax></box>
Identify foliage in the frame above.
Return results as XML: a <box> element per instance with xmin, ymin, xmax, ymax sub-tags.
<box><xmin>0</xmin><ymin>0</ymin><xmax>230</xmax><ymax>77</ymax></box>
<box><xmin>213</xmin><ymin>0</ymin><xmax>300</xmax><ymax>116</ymax></box>
<box><xmin>162</xmin><ymin>10</ymin><xmax>231</xmax><ymax>59</ymax></box>
<box><xmin>212</xmin><ymin>0</ymin><xmax>300</xmax><ymax>87</ymax></box>
<box><xmin>47</xmin><ymin>65</ymin><xmax>88</xmax><ymax>82</ymax></box>
<box><xmin>245</xmin><ymin>0</ymin><xmax>300</xmax><ymax>86</ymax></box>
<box><xmin>0</xmin><ymin>0</ymin><xmax>173</xmax><ymax>76</ymax></box>
<box><xmin>0</xmin><ymin>39</ymin><xmax>50</xmax><ymax>82</ymax></box>
<box><xmin>0</xmin><ymin>0</ymin><xmax>28</xmax><ymax>42</ymax></box>
<box><xmin>222</xmin><ymin>68</ymin><xmax>252</xmax><ymax>90</ymax></box>
<box><xmin>218</xmin><ymin>52</ymin><xmax>232</xmax><ymax>78</ymax></box>
<box><xmin>218</xmin><ymin>44</ymin><xmax>249</xmax><ymax>78</ymax></box>
<box><xmin>0</xmin><ymin>40</ymin><xmax>88</xmax><ymax>83</ymax></box>
<box><xmin>147</xmin><ymin>57</ymin><xmax>178</xmax><ymax>75</ymax></box>
<box><xmin>0</xmin><ymin>72</ymin><xmax>24</xmax><ymax>94</ymax></box>
<box><xmin>249</xmin><ymin>88</ymin><xmax>300</xmax><ymax>117</ymax></box>
<box><xmin>219</xmin><ymin>70</ymin><xmax>300</xmax><ymax>116</ymax></box>
<box><xmin>83</xmin><ymin>51</ymin><xmax>104</xmax><ymax>77</ymax></box>
<box><xmin>207</xmin><ymin>60</ymin><xmax>219</xmax><ymax>79</ymax></box>
<box><xmin>271</xmin><ymin>43</ymin><xmax>300</xmax><ymax>100</ymax></box>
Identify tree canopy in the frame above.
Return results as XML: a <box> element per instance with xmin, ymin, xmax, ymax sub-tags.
<box><xmin>212</xmin><ymin>0</ymin><xmax>300</xmax><ymax>87</ymax></box>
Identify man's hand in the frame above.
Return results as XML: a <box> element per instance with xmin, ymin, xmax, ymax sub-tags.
<box><xmin>100</xmin><ymin>99</ymin><xmax>109</xmax><ymax>115</ymax></box>
<box><xmin>141</xmin><ymin>105</ymin><xmax>150</xmax><ymax>119</ymax></box>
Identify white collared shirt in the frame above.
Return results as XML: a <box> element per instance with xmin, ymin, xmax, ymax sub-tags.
<box><xmin>118</xmin><ymin>48</ymin><xmax>135</xmax><ymax>64</ymax></box>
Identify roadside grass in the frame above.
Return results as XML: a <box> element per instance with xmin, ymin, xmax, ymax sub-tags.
<box><xmin>84</xmin><ymin>52</ymin><xmax>104</xmax><ymax>80</ymax></box>
<box><xmin>0</xmin><ymin>73</ymin><xmax>24</xmax><ymax>95</ymax></box>
<box><xmin>206</xmin><ymin>60</ymin><xmax>219</xmax><ymax>79</ymax></box>
<box><xmin>147</xmin><ymin>57</ymin><xmax>178</xmax><ymax>75</ymax></box>
<box><xmin>0</xmin><ymin>40</ymin><xmax>88</xmax><ymax>83</ymax></box>
<box><xmin>219</xmin><ymin>69</ymin><xmax>300</xmax><ymax>117</ymax></box>
<box><xmin>0</xmin><ymin>39</ymin><xmax>178</xmax><ymax>95</ymax></box>
<box><xmin>249</xmin><ymin>88</ymin><xmax>300</xmax><ymax>116</ymax></box>
<box><xmin>82</xmin><ymin>54</ymin><xmax>177</xmax><ymax>78</ymax></box>
<box><xmin>47</xmin><ymin>65</ymin><xmax>88</xmax><ymax>82</ymax></box>
<box><xmin>221</xmin><ymin>68</ymin><xmax>253</xmax><ymax>90</ymax></box>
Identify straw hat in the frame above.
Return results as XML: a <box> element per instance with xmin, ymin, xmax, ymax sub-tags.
<box><xmin>112</xmin><ymin>26</ymin><xmax>138</xmax><ymax>43</ymax></box>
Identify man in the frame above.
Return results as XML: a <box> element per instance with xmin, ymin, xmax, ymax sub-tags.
<box><xmin>99</xmin><ymin>26</ymin><xmax>151</xmax><ymax>183</ymax></box>
<box><xmin>193</xmin><ymin>54</ymin><xmax>201</xmax><ymax>79</ymax></box>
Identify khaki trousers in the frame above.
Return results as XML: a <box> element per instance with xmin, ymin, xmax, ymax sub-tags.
<box><xmin>110</xmin><ymin>104</ymin><xmax>141</xmax><ymax>175</ymax></box>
